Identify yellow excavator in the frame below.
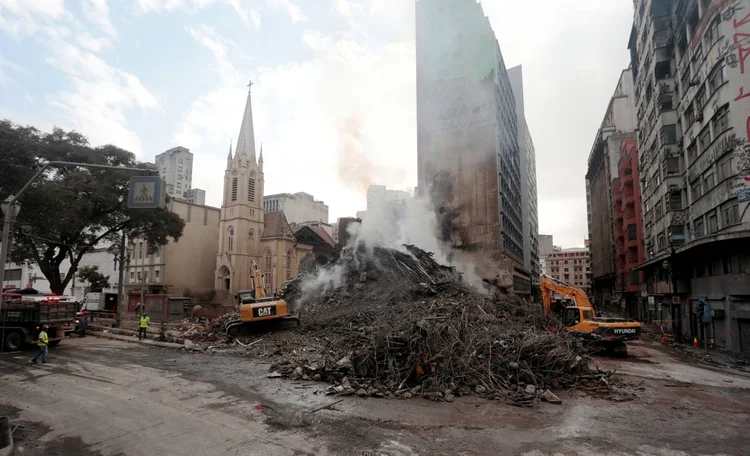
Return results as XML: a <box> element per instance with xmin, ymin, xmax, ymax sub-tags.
<box><xmin>225</xmin><ymin>261</ymin><xmax>300</xmax><ymax>336</ymax></box>
<box><xmin>540</xmin><ymin>275</ymin><xmax>641</xmax><ymax>355</ymax></box>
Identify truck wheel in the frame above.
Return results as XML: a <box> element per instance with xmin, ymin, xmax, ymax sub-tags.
<box><xmin>48</xmin><ymin>340</ymin><xmax>62</xmax><ymax>347</ymax></box>
<box><xmin>2</xmin><ymin>331</ymin><xmax>24</xmax><ymax>351</ymax></box>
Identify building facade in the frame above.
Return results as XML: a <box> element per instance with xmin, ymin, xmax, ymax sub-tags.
<box><xmin>508</xmin><ymin>65</ymin><xmax>541</xmax><ymax>287</ymax></box>
<box><xmin>612</xmin><ymin>136</ymin><xmax>646</xmax><ymax>316</ymax></box>
<box><xmin>545</xmin><ymin>244</ymin><xmax>592</xmax><ymax>290</ymax></box>
<box><xmin>263</xmin><ymin>192</ymin><xmax>329</xmax><ymax>224</ymax></box>
<box><xmin>156</xmin><ymin>147</ymin><xmax>193</xmax><ymax>198</ymax></box>
<box><xmin>215</xmin><ymin>87</ymin><xmax>312</xmax><ymax>296</ymax></box>
<box><xmin>184</xmin><ymin>188</ymin><xmax>206</xmax><ymax>206</ymax></box>
<box><xmin>586</xmin><ymin>68</ymin><xmax>640</xmax><ymax>309</ymax></box>
<box><xmin>416</xmin><ymin>0</ymin><xmax>529</xmax><ymax>293</ymax></box>
<box><xmin>126</xmin><ymin>199</ymin><xmax>220</xmax><ymax>298</ymax></box>
<box><xmin>629</xmin><ymin>0</ymin><xmax>750</xmax><ymax>354</ymax></box>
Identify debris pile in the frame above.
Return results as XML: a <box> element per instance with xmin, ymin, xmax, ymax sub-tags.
<box><xmin>241</xmin><ymin>244</ymin><xmax>610</xmax><ymax>406</ymax></box>
<box><xmin>174</xmin><ymin>313</ymin><xmax>233</xmax><ymax>342</ymax></box>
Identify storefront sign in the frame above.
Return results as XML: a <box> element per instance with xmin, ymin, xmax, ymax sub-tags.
<box><xmin>648</xmin><ymin>296</ymin><xmax>656</xmax><ymax>311</ymax></box>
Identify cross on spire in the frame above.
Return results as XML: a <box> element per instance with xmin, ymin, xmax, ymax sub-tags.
<box><xmin>247</xmin><ymin>80</ymin><xmax>253</xmax><ymax>93</ymax></box>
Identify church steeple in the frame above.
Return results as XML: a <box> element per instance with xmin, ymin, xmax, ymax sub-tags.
<box><xmin>234</xmin><ymin>80</ymin><xmax>257</xmax><ymax>164</ymax></box>
<box><xmin>226</xmin><ymin>140</ymin><xmax>233</xmax><ymax>170</ymax></box>
<box><xmin>258</xmin><ymin>144</ymin><xmax>264</xmax><ymax>172</ymax></box>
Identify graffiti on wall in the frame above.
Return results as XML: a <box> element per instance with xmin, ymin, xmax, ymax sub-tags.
<box><xmin>725</xmin><ymin>2</ymin><xmax>750</xmax><ymax>203</ymax></box>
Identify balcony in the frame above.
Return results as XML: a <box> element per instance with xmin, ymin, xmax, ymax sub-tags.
<box><xmin>656</xmin><ymin>77</ymin><xmax>675</xmax><ymax>104</ymax></box>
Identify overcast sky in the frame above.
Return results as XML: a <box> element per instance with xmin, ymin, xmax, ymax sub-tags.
<box><xmin>0</xmin><ymin>0</ymin><xmax>633</xmax><ymax>249</ymax></box>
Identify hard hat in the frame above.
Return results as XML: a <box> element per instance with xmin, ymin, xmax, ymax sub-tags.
<box><xmin>142</xmin><ymin>312</ymin><xmax>147</xmax><ymax>317</ymax></box>
<box><xmin>42</xmin><ymin>324</ymin><xmax>49</xmax><ymax>330</ymax></box>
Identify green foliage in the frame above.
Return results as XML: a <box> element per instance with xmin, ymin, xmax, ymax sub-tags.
<box><xmin>77</xmin><ymin>265</ymin><xmax>111</xmax><ymax>292</ymax></box>
<box><xmin>0</xmin><ymin>120</ymin><xmax>186</xmax><ymax>294</ymax></box>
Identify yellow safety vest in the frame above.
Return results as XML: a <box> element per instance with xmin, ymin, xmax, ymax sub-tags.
<box><xmin>140</xmin><ymin>316</ymin><xmax>150</xmax><ymax>328</ymax></box>
<box><xmin>38</xmin><ymin>331</ymin><xmax>49</xmax><ymax>347</ymax></box>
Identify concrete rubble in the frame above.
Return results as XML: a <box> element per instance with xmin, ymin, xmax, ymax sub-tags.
<box><xmin>179</xmin><ymin>244</ymin><xmax>619</xmax><ymax>407</ymax></box>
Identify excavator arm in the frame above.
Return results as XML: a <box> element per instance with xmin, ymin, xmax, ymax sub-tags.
<box><xmin>540</xmin><ymin>274</ymin><xmax>593</xmax><ymax>316</ymax></box>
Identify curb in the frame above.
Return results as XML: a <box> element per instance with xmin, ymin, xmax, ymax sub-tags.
<box><xmin>87</xmin><ymin>329</ymin><xmax>185</xmax><ymax>349</ymax></box>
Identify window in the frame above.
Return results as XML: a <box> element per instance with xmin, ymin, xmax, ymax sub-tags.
<box><xmin>704</xmin><ymin>171</ymin><xmax>715</xmax><ymax>189</ymax></box>
<box><xmin>657</xmin><ymin>233</ymin><xmax>666</xmax><ymax>250</ymax></box>
<box><xmin>248</xmin><ymin>178</ymin><xmax>255</xmax><ymax>202</ymax></box>
<box><xmin>712</xmin><ymin>105</ymin><xmax>729</xmax><ymax>133</ymax></box>
<box><xmin>227</xmin><ymin>227</ymin><xmax>234</xmax><ymax>251</ymax></box>
<box><xmin>627</xmin><ymin>224</ymin><xmax>637</xmax><ymax>240</ymax></box>
<box><xmin>708</xmin><ymin>211</ymin><xmax>718</xmax><ymax>233</ymax></box>
<box><xmin>684</xmin><ymin>104</ymin><xmax>695</xmax><ymax>125</ymax></box>
<box><xmin>661</xmin><ymin>124</ymin><xmax>677</xmax><ymax>145</ymax></box>
<box><xmin>723</xmin><ymin>203</ymin><xmax>739</xmax><ymax>226</ymax></box>
<box><xmin>687</xmin><ymin>142</ymin><xmax>697</xmax><ymax>162</ymax></box>
<box><xmin>718</xmin><ymin>157</ymin><xmax>733</xmax><ymax>181</ymax></box>
<box><xmin>231</xmin><ymin>177</ymin><xmax>238</xmax><ymax>201</ymax></box>
<box><xmin>668</xmin><ymin>191</ymin><xmax>683</xmax><ymax>210</ymax></box>
<box><xmin>696</xmin><ymin>87</ymin><xmax>706</xmax><ymax>109</ymax></box>
<box><xmin>286</xmin><ymin>250</ymin><xmax>292</xmax><ymax>269</ymax></box>
<box><xmin>178</xmin><ymin>158</ymin><xmax>183</xmax><ymax>164</ymax></box>
<box><xmin>695</xmin><ymin>217</ymin><xmax>705</xmax><ymax>237</ymax></box>
<box><xmin>691</xmin><ymin>180</ymin><xmax>702</xmax><ymax>200</ymax></box>
<box><xmin>656</xmin><ymin>200</ymin><xmax>663</xmax><ymax>220</ymax></box>
<box><xmin>130</xmin><ymin>272</ymin><xmax>135</xmax><ymax>281</ymax></box>
<box><xmin>139</xmin><ymin>242</ymin><xmax>143</xmax><ymax>259</ymax></box>
<box><xmin>699</xmin><ymin>127</ymin><xmax>711</xmax><ymax>152</ymax></box>
<box><xmin>3</xmin><ymin>268</ymin><xmax>21</xmax><ymax>281</ymax></box>
<box><xmin>168</xmin><ymin>188</ymin><xmax>174</xmax><ymax>194</ymax></box>
<box><xmin>154</xmin><ymin>270</ymin><xmax>160</xmax><ymax>280</ymax></box>
<box><xmin>666</xmin><ymin>156</ymin><xmax>680</xmax><ymax>174</ymax></box>
<box><xmin>177</xmin><ymin>174</ymin><xmax>183</xmax><ymax>180</ymax></box>
<box><xmin>265</xmin><ymin>250</ymin><xmax>272</xmax><ymax>270</ymax></box>
<box><xmin>708</xmin><ymin>65</ymin><xmax>724</xmax><ymax>93</ymax></box>
<box><xmin>178</xmin><ymin>166</ymin><xmax>183</xmax><ymax>172</ymax></box>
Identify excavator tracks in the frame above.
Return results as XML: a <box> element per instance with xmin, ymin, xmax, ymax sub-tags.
<box><xmin>225</xmin><ymin>315</ymin><xmax>300</xmax><ymax>337</ymax></box>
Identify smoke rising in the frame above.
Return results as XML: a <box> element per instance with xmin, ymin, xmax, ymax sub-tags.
<box><xmin>336</xmin><ymin>115</ymin><xmax>374</xmax><ymax>194</ymax></box>
<box><xmin>293</xmin><ymin>195</ymin><xmax>487</xmax><ymax>308</ymax></box>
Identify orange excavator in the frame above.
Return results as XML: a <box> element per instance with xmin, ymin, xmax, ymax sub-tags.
<box><xmin>224</xmin><ymin>261</ymin><xmax>300</xmax><ymax>336</ymax></box>
<box><xmin>540</xmin><ymin>275</ymin><xmax>641</xmax><ymax>355</ymax></box>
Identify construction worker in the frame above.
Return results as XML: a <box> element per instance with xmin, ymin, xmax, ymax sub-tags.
<box><xmin>31</xmin><ymin>325</ymin><xmax>49</xmax><ymax>364</ymax></box>
<box><xmin>138</xmin><ymin>312</ymin><xmax>150</xmax><ymax>340</ymax></box>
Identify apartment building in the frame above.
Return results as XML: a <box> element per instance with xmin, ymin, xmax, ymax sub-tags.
<box><xmin>629</xmin><ymin>0</ymin><xmax>750</xmax><ymax>354</ymax></box>
<box><xmin>263</xmin><ymin>192</ymin><xmax>329</xmax><ymax>224</ymax></box>
<box><xmin>545</xmin><ymin>244</ymin><xmax>592</xmax><ymax>290</ymax></box>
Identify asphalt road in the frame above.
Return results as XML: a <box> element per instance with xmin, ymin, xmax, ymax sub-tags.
<box><xmin>1</xmin><ymin>337</ymin><xmax>749</xmax><ymax>455</ymax></box>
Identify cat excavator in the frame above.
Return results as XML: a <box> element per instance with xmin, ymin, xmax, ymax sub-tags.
<box><xmin>540</xmin><ymin>274</ymin><xmax>641</xmax><ymax>355</ymax></box>
<box><xmin>224</xmin><ymin>261</ymin><xmax>300</xmax><ymax>336</ymax></box>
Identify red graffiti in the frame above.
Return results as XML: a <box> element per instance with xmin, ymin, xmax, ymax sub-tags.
<box><xmin>734</xmin><ymin>11</ymin><xmax>750</xmax><ymax>29</ymax></box>
<box><xmin>736</xmin><ymin>87</ymin><xmax>750</xmax><ymax>102</ymax></box>
<box><xmin>746</xmin><ymin>116</ymin><xmax>750</xmax><ymax>141</ymax></box>
<box><xmin>737</xmin><ymin>45</ymin><xmax>750</xmax><ymax>74</ymax></box>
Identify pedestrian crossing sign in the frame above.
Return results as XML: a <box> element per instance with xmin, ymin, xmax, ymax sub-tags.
<box><xmin>127</xmin><ymin>176</ymin><xmax>165</xmax><ymax>209</ymax></box>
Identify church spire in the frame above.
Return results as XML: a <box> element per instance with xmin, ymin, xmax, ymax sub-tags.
<box><xmin>258</xmin><ymin>143</ymin><xmax>264</xmax><ymax>171</ymax></box>
<box><xmin>234</xmin><ymin>80</ymin><xmax>257</xmax><ymax>163</ymax></box>
<box><xmin>226</xmin><ymin>140</ymin><xmax>233</xmax><ymax>170</ymax></box>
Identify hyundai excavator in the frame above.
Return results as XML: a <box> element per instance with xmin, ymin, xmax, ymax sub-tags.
<box><xmin>540</xmin><ymin>274</ymin><xmax>641</xmax><ymax>355</ymax></box>
<box><xmin>224</xmin><ymin>261</ymin><xmax>300</xmax><ymax>336</ymax></box>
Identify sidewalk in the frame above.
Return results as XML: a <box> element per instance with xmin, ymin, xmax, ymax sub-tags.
<box><xmin>86</xmin><ymin>325</ymin><xmax>185</xmax><ymax>349</ymax></box>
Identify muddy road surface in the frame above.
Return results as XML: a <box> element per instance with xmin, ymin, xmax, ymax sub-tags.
<box><xmin>1</xmin><ymin>338</ymin><xmax>749</xmax><ymax>455</ymax></box>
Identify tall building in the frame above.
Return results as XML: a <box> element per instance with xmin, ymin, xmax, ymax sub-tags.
<box><xmin>155</xmin><ymin>147</ymin><xmax>193</xmax><ymax>198</ymax></box>
<box><xmin>184</xmin><ymin>188</ymin><xmax>206</xmax><ymax>206</ymax></box>
<box><xmin>416</xmin><ymin>0</ymin><xmax>529</xmax><ymax>294</ymax></box>
<box><xmin>508</xmin><ymin>65</ymin><xmax>541</xmax><ymax>287</ymax></box>
<box><xmin>538</xmin><ymin>234</ymin><xmax>559</xmax><ymax>276</ymax></box>
<box><xmin>585</xmin><ymin>68</ymin><xmax>640</xmax><ymax>310</ymax></box>
<box><xmin>263</xmin><ymin>192</ymin><xmax>329</xmax><ymax>224</ymax></box>
<box><xmin>215</xmin><ymin>86</ymin><xmax>312</xmax><ymax>296</ymax></box>
<box><xmin>629</xmin><ymin>0</ymin><xmax>750</xmax><ymax>354</ymax></box>
<box><xmin>545</xmin><ymin>243</ymin><xmax>592</xmax><ymax>290</ymax></box>
<box><xmin>366</xmin><ymin>185</ymin><xmax>411</xmax><ymax>213</ymax></box>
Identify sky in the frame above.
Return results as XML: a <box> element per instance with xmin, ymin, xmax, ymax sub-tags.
<box><xmin>0</xmin><ymin>0</ymin><xmax>634</xmax><ymax>249</ymax></box>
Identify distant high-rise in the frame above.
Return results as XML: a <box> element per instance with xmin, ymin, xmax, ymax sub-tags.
<box><xmin>416</xmin><ymin>0</ymin><xmax>528</xmax><ymax>293</ymax></box>
<box><xmin>508</xmin><ymin>65</ymin><xmax>540</xmax><ymax>286</ymax></box>
<box><xmin>155</xmin><ymin>146</ymin><xmax>193</xmax><ymax>198</ymax></box>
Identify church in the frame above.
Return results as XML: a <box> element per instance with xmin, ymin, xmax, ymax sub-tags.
<box><xmin>215</xmin><ymin>84</ymin><xmax>312</xmax><ymax>296</ymax></box>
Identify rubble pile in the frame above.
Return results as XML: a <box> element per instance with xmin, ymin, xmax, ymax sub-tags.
<box><xmin>246</xmin><ymin>244</ymin><xmax>608</xmax><ymax>406</ymax></box>
<box><xmin>174</xmin><ymin>313</ymin><xmax>233</xmax><ymax>342</ymax></box>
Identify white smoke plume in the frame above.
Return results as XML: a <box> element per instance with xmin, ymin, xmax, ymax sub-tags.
<box><xmin>293</xmin><ymin>195</ymin><xmax>487</xmax><ymax>308</ymax></box>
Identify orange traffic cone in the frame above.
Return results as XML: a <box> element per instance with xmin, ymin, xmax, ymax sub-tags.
<box><xmin>693</xmin><ymin>337</ymin><xmax>699</xmax><ymax>348</ymax></box>
<box><xmin>661</xmin><ymin>333</ymin><xmax>667</xmax><ymax>345</ymax></box>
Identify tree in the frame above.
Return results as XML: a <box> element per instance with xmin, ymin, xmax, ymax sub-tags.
<box><xmin>77</xmin><ymin>265</ymin><xmax>111</xmax><ymax>292</ymax></box>
<box><xmin>0</xmin><ymin>120</ymin><xmax>186</xmax><ymax>294</ymax></box>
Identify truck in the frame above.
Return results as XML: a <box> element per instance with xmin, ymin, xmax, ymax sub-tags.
<box><xmin>540</xmin><ymin>275</ymin><xmax>642</xmax><ymax>355</ymax></box>
<box><xmin>1</xmin><ymin>293</ymin><xmax>79</xmax><ymax>351</ymax></box>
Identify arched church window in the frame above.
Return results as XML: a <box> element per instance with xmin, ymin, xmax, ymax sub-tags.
<box><xmin>265</xmin><ymin>249</ymin><xmax>272</xmax><ymax>270</ymax></box>
<box><xmin>286</xmin><ymin>249</ymin><xmax>292</xmax><ymax>269</ymax></box>
<box><xmin>231</xmin><ymin>177</ymin><xmax>238</xmax><ymax>201</ymax></box>
<box><xmin>228</xmin><ymin>226</ymin><xmax>235</xmax><ymax>251</ymax></box>
<box><xmin>249</xmin><ymin>229</ymin><xmax>255</xmax><ymax>241</ymax></box>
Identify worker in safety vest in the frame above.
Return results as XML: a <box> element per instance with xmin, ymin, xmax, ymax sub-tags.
<box><xmin>138</xmin><ymin>312</ymin><xmax>150</xmax><ymax>340</ymax></box>
<box><xmin>31</xmin><ymin>325</ymin><xmax>49</xmax><ymax>364</ymax></box>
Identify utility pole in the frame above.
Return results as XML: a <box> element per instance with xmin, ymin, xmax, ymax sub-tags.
<box><xmin>116</xmin><ymin>232</ymin><xmax>126</xmax><ymax>328</ymax></box>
